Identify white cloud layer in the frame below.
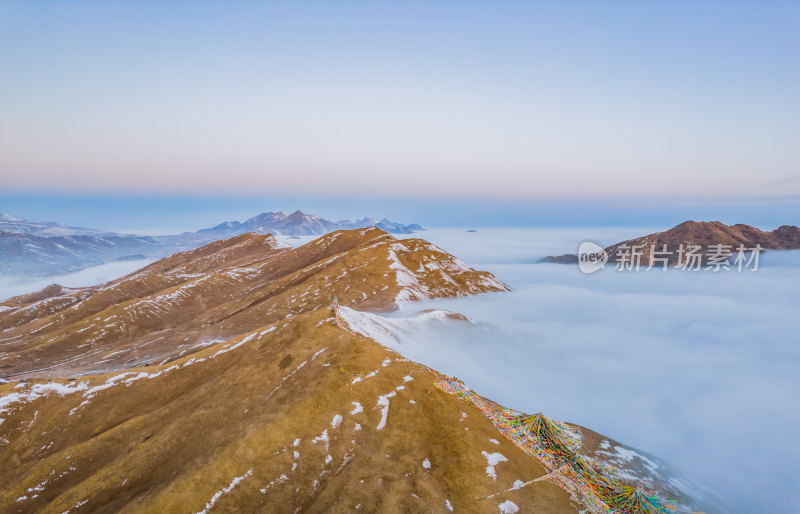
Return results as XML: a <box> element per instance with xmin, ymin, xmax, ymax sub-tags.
<box><xmin>391</xmin><ymin>229</ymin><xmax>800</xmax><ymax>513</ymax></box>
<box><xmin>0</xmin><ymin>259</ymin><xmax>154</xmax><ymax>301</ymax></box>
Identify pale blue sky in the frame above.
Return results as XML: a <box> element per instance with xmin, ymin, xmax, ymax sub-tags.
<box><xmin>1</xmin><ymin>192</ymin><xmax>798</xmax><ymax>234</ymax></box>
<box><xmin>1</xmin><ymin>1</ymin><xmax>798</xmax><ymax>201</ymax></box>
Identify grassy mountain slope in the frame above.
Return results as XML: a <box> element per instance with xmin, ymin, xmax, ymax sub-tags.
<box><xmin>0</xmin><ymin>309</ymin><xmax>573</xmax><ymax>513</ymax></box>
<box><xmin>0</xmin><ymin>229</ymin><xmax>708</xmax><ymax>513</ymax></box>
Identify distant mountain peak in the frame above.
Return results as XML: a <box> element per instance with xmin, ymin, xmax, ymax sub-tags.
<box><xmin>195</xmin><ymin>210</ymin><xmax>422</xmax><ymax>237</ymax></box>
<box><xmin>287</xmin><ymin>210</ymin><xmax>315</xmax><ymax>221</ymax></box>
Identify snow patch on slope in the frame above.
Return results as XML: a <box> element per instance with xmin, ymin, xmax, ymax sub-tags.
<box><xmin>376</xmin><ymin>391</ymin><xmax>396</xmax><ymax>430</ymax></box>
<box><xmin>498</xmin><ymin>499</ymin><xmax>519</xmax><ymax>513</ymax></box>
<box><xmin>337</xmin><ymin>305</ymin><xmax>469</xmax><ymax>350</ymax></box>
<box><xmin>196</xmin><ymin>469</ymin><xmax>252</xmax><ymax>514</ymax></box>
<box><xmin>481</xmin><ymin>451</ymin><xmax>508</xmax><ymax>480</ymax></box>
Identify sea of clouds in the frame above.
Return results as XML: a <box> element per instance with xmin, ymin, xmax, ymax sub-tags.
<box><xmin>389</xmin><ymin>228</ymin><xmax>800</xmax><ymax>514</ymax></box>
<box><xmin>2</xmin><ymin>226</ymin><xmax>798</xmax><ymax>512</ymax></box>
<box><xmin>0</xmin><ymin>259</ymin><xmax>155</xmax><ymax>301</ymax></box>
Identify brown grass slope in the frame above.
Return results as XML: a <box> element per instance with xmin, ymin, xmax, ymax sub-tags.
<box><xmin>0</xmin><ymin>233</ymin><xmax>283</xmax><ymax>333</ymax></box>
<box><xmin>0</xmin><ymin>229</ymin><xmax>569</xmax><ymax>513</ymax></box>
<box><xmin>0</xmin><ymin>228</ymin><xmax>507</xmax><ymax>381</ymax></box>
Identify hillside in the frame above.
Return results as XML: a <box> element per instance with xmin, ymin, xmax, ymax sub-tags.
<box><xmin>542</xmin><ymin>221</ymin><xmax>800</xmax><ymax>267</ymax></box>
<box><xmin>0</xmin><ymin>229</ymin><xmax>708</xmax><ymax>513</ymax></box>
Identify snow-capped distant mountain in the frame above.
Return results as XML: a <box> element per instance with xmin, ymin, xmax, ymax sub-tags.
<box><xmin>196</xmin><ymin>211</ymin><xmax>338</xmax><ymax>237</ymax></box>
<box><xmin>193</xmin><ymin>210</ymin><xmax>423</xmax><ymax>237</ymax></box>
<box><xmin>0</xmin><ymin>212</ymin><xmax>109</xmax><ymax>237</ymax></box>
<box><xmin>0</xmin><ymin>232</ymin><xmax>159</xmax><ymax>276</ymax></box>
<box><xmin>0</xmin><ymin>211</ymin><xmax>423</xmax><ymax>277</ymax></box>
<box><xmin>0</xmin><ymin>213</ymin><xmax>160</xmax><ymax>276</ymax></box>
<box><xmin>337</xmin><ymin>216</ymin><xmax>424</xmax><ymax>234</ymax></box>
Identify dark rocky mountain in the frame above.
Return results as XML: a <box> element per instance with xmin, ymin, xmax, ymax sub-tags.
<box><xmin>542</xmin><ymin>221</ymin><xmax>800</xmax><ymax>267</ymax></box>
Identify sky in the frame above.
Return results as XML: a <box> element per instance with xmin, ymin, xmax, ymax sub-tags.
<box><xmin>1</xmin><ymin>193</ymin><xmax>799</xmax><ymax>234</ymax></box>
<box><xmin>1</xmin><ymin>0</ymin><xmax>799</xmax><ymax>204</ymax></box>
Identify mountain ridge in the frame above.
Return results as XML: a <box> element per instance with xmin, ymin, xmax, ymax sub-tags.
<box><xmin>0</xmin><ymin>227</ymin><xmax>503</xmax><ymax>380</ymax></box>
<box><xmin>542</xmin><ymin>220</ymin><xmax>800</xmax><ymax>266</ymax></box>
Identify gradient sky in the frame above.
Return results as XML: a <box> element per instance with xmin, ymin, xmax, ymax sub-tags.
<box><xmin>2</xmin><ymin>192</ymin><xmax>800</xmax><ymax>234</ymax></box>
<box><xmin>1</xmin><ymin>1</ymin><xmax>798</xmax><ymax>200</ymax></box>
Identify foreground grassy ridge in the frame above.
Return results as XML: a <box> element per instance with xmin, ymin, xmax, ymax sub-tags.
<box><xmin>0</xmin><ymin>309</ymin><xmax>575</xmax><ymax>513</ymax></box>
